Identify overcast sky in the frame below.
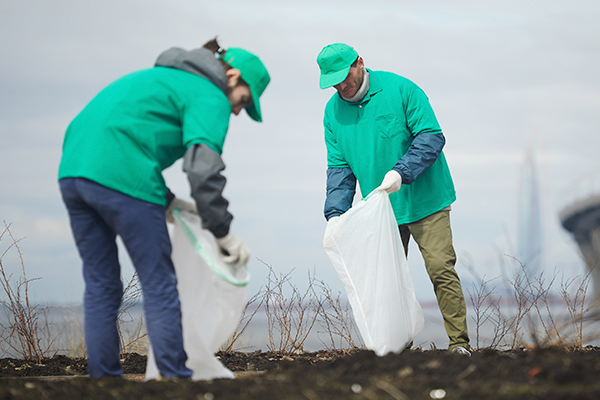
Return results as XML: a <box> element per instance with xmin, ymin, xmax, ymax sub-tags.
<box><xmin>1</xmin><ymin>0</ymin><xmax>599</xmax><ymax>305</ymax></box>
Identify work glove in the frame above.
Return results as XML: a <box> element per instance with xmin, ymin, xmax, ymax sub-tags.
<box><xmin>377</xmin><ymin>170</ymin><xmax>402</xmax><ymax>194</ymax></box>
<box><xmin>216</xmin><ymin>231</ymin><xmax>251</xmax><ymax>268</ymax></box>
<box><xmin>166</xmin><ymin>197</ymin><xmax>197</xmax><ymax>223</ymax></box>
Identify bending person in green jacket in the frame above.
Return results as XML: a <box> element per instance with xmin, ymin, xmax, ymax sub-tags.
<box><xmin>58</xmin><ymin>38</ymin><xmax>270</xmax><ymax>378</ymax></box>
<box><xmin>317</xmin><ymin>43</ymin><xmax>470</xmax><ymax>355</ymax></box>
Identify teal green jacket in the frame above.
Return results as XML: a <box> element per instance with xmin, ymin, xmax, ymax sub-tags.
<box><xmin>59</xmin><ymin>47</ymin><xmax>236</xmax><ymax>237</ymax></box>
<box><xmin>323</xmin><ymin>70</ymin><xmax>456</xmax><ymax>224</ymax></box>
<box><xmin>59</xmin><ymin>66</ymin><xmax>230</xmax><ymax>207</ymax></box>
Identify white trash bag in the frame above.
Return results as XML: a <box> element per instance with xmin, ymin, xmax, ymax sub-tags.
<box><xmin>145</xmin><ymin>210</ymin><xmax>249</xmax><ymax>381</ymax></box>
<box><xmin>323</xmin><ymin>190</ymin><xmax>424</xmax><ymax>356</ymax></box>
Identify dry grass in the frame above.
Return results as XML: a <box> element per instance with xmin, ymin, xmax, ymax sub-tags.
<box><xmin>118</xmin><ymin>273</ymin><xmax>148</xmax><ymax>355</ymax></box>
<box><xmin>262</xmin><ymin>261</ymin><xmax>322</xmax><ymax>354</ymax></box>
<box><xmin>220</xmin><ymin>290</ymin><xmax>265</xmax><ymax>352</ymax></box>
<box><xmin>0</xmin><ymin>222</ymin><xmax>57</xmax><ymax>361</ymax></box>
<box><xmin>465</xmin><ymin>254</ymin><xmax>600</xmax><ymax>351</ymax></box>
<box><xmin>312</xmin><ymin>278</ymin><xmax>363</xmax><ymax>351</ymax></box>
<box><xmin>3</xmin><ymin>217</ymin><xmax>599</xmax><ymax>361</ymax></box>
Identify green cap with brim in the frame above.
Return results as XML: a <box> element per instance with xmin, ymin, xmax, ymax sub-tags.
<box><xmin>317</xmin><ymin>43</ymin><xmax>359</xmax><ymax>89</ymax></box>
<box><xmin>222</xmin><ymin>47</ymin><xmax>270</xmax><ymax>122</ymax></box>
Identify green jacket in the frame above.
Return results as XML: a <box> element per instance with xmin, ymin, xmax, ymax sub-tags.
<box><xmin>324</xmin><ymin>70</ymin><xmax>455</xmax><ymax>224</ymax></box>
<box><xmin>58</xmin><ymin>63</ymin><xmax>230</xmax><ymax>207</ymax></box>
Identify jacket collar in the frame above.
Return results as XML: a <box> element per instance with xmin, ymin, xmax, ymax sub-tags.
<box><xmin>154</xmin><ymin>47</ymin><xmax>228</xmax><ymax>93</ymax></box>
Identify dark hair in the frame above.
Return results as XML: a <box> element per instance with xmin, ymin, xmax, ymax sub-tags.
<box><xmin>203</xmin><ymin>37</ymin><xmax>232</xmax><ymax>71</ymax></box>
<box><xmin>203</xmin><ymin>37</ymin><xmax>225</xmax><ymax>56</ymax></box>
<box><xmin>350</xmin><ymin>57</ymin><xmax>359</xmax><ymax>68</ymax></box>
<box><xmin>203</xmin><ymin>36</ymin><xmax>249</xmax><ymax>94</ymax></box>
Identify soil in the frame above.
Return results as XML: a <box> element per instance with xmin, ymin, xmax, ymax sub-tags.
<box><xmin>2</xmin><ymin>347</ymin><xmax>600</xmax><ymax>399</ymax></box>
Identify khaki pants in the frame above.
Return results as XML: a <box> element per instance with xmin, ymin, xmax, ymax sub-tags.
<box><xmin>399</xmin><ymin>210</ymin><xmax>470</xmax><ymax>350</ymax></box>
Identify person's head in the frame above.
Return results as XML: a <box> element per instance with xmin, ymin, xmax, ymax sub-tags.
<box><xmin>203</xmin><ymin>38</ymin><xmax>270</xmax><ymax>122</ymax></box>
<box><xmin>317</xmin><ymin>43</ymin><xmax>365</xmax><ymax>98</ymax></box>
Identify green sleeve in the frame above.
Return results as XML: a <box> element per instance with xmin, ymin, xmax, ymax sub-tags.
<box><xmin>402</xmin><ymin>82</ymin><xmax>442</xmax><ymax>137</ymax></box>
<box><xmin>182</xmin><ymin>90</ymin><xmax>231</xmax><ymax>154</ymax></box>
<box><xmin>324</xmin><ymin>109</ymin><xmax>349</xmax><ymax>168</ymax></box>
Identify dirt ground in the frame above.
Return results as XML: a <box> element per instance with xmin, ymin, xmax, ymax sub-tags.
<box><xmin>2</xmin><ymin>347</ymin><xmax>600</xmax><ymax>399</ymax></box>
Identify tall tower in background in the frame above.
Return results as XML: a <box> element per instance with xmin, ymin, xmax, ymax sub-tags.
<box><xmin>517</xmin><ymin>141</ymin><xmax>543</xmax><ymax>279</ymax></box>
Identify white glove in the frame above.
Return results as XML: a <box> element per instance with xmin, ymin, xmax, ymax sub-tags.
<box><xmin>377</xmin><ymin>170</ymin><xmax>402</xmax><ymax>194</ymax></box>
<box><xmin>327</xmin><ymin>216</ymin><xmax>341</xmax><ymax>224</ymax></box>
<box><xmin>166</xmin><ymin>198</ymin><xmax>197</xmax><ymax>223</ymax></box>
<box><xmin>216</xmin><ymin>231</ymin><xmax>251</xmax><ymax>267</ymax></box>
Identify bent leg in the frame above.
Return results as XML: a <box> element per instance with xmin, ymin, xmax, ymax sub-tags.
<box><xmin>408</xmin><ymin>210</ymin><xmax>470</xmax><ymax>350</ymax></box>
<box><xmin>114</xmin><ymin>198</ymin><xmax>192</xmax><ymax>378</ymax></box>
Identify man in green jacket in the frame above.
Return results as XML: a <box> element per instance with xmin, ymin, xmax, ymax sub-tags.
<box><xmin>59</xmin><ymin>38</ymin><xmax>270</xmax><ymax>377</ymax></box>
<box><xmin>317</xmin><ymin>43</ymin><xmax>470</xmax><ymax>355</ymax></box>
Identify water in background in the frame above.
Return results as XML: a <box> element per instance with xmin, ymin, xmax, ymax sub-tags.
<box><xmin>234</xmin><ymin>300</ymin><xmax>600</xmax><ymax>352</ymax></box>
<box><xmin>2</xmin><ymin>299</ymin><xmax>598</xmax><ymax>358</ymax></box>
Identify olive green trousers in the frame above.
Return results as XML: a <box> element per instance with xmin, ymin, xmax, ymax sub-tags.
<box><xmin>398</xmin><ymin>210</ymin><xmax>470</xmax><ymax>350</ymax></box>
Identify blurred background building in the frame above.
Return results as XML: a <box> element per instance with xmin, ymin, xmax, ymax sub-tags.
<box><xmin>559</xmin><ymin>171</ymin><xmax>600</xmax><ymax>315</ymax></box>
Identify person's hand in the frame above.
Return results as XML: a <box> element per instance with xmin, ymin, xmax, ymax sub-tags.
<box><xmin>377</xmin><ymin>170</ymin><xmax>402</xmax><ymax>194</ymax></box>
<box><xmin>166</xmin><ymin>198</ymin><xmax>197</xmax><ymax>223</ymax></box>
<box><xmin>216</xmin><ymin>231</ymin><xmax>251</xmax><ymax>268</ymax></box>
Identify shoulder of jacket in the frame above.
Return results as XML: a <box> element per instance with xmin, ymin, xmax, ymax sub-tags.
<box><xmin>371</xmin><ymin>70</ymin><xmax>417</xmax><ymax>87</ymax></box>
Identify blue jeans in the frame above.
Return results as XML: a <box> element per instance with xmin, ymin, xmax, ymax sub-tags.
<box><xmin>60</xmin><ymin>178</ymin><xmax>192</xmax><ymax>378</ymax></box>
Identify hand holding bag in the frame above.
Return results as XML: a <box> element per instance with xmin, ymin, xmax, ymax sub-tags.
<box><xmin>323</xmin><ymin>190</ymin><xmax>424</xmax><ymax>356</ymax></box>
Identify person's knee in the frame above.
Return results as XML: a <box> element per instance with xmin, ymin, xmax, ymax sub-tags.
<box><xmin>426</xmin><ymin>256</ymin><xmax>457</xmax><ymax>280</ymax></box>
<box><xmin>140</xmin><ymin>272</ymin><xmax>178</xmax><ymax>301</ymax></box>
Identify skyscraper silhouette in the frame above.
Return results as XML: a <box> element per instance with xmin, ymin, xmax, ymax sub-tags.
<box><xmin>517</xmin><ymin>142</ymin><xmax>543</xmax><ymax>280</ymax></box>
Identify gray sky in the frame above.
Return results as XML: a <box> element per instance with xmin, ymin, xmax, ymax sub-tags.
<box><xmin>1</xmin><ymin>0</ymin><xmax>599</xmax><ymax>305</ymax></box>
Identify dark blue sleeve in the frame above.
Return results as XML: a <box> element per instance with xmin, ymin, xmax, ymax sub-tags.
<box><xmin>392</xmin><ymin>133</ymin><xmax>445</xmax><ymax>185</ymax></box>
<box><xmin>324</xmin><ymin>167</ymin><xmax>356</xmax><ymax>220</ymax></box>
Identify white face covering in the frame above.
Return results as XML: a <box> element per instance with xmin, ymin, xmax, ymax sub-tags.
<box><xmin>341</xmin><ymin>69</ymin><xmax>370</xmax><ymax>103</ymax></box>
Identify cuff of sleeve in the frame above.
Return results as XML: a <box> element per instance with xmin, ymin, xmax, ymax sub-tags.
<box><xmin>325</xmin><ymin>212</ymin><xmax>342</xmax><ymax>221</ymax></box>
<box><xmin>393</xmin><ymin>163</ymin><xmax>414</xmax><ymax>185</ymax></box>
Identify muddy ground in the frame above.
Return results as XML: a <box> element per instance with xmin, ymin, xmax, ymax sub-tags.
<box><xmin>1</xmin><ymin>347</ymin><xmax>600</xmax><ymax>399</ymax></box>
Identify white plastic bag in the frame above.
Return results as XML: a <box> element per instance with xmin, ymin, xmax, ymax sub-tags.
<box><xmin>323</xmin><ymin>190</ymin><xmax>424</xmax><ymax>356</ymax></box>
<box><xmin>145</xmin><ymin>210</ymin><xmax>248</xmax><ymax>381</ymax></box>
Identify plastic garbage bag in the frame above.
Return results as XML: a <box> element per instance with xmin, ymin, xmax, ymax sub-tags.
<box><xmin>145</xmin><ymin>210</ymin><xmax>248</xmax><ymax>381</ymax></box>
<box><xmin>323</xmin><ymin>190</ymin><xmax>424</xmax><ymax>356</ymax></box>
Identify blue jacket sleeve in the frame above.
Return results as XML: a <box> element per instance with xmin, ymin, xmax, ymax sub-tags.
<box><xmin>324</xmin><ymin>167</ymin><xmax>356</xmax><ymax>220</ymax></box>
<box><xmin>392</xmin><ymin>133</ymin><xmax>445</xmax><ymax>185</ymax></box>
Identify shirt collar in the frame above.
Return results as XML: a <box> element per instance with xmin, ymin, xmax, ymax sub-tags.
<box><xmin>337</xmin><ymin>68</ymin><xmax>382</xmax><ymax>105</ymax></box>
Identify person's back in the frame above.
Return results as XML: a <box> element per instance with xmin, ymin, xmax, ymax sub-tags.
<box><xmin>59</xmin><ymin>66</ymin><xmax>230</xmax><ymax>206</ymax></box>
<box><xmin>58</xmin><ymin>39</ymin><xmax>271</xmax><ymax>378</ymax></box>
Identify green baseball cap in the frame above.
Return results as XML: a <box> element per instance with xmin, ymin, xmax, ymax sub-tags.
<box><xmin>317</xmin><ymin>43</ymin><xmax>359</xmax><ymax>89</ymax></box>
<box><xmin>221</xmin><ymin>47</ymin><xmax>270</xmax><ymax>122</ymax></box>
